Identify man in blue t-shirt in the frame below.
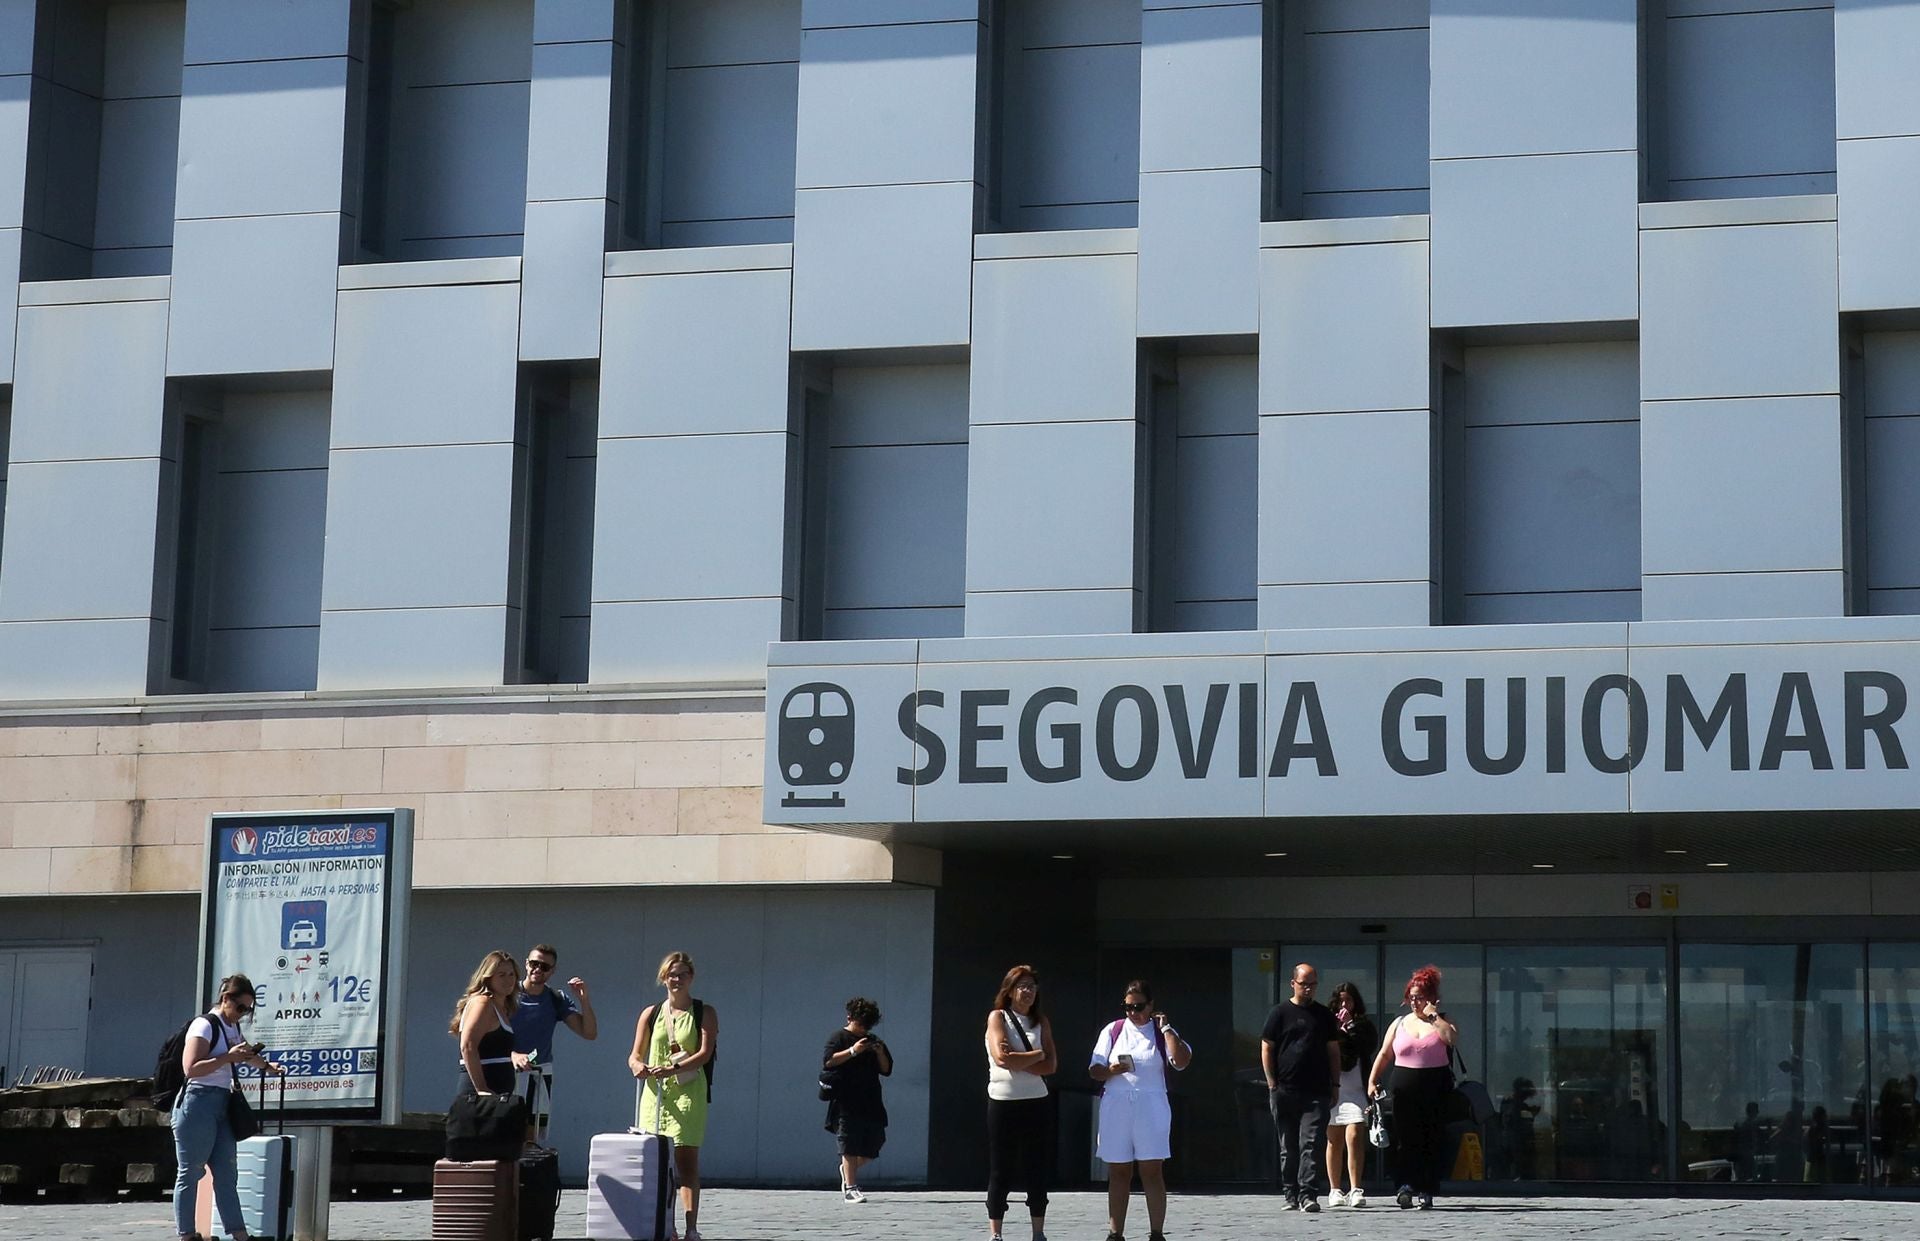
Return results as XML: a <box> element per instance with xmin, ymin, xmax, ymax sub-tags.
<box><xmin>512</xmin><ymin>942</ymin><xmax>598</xmax><ymax>1134</ymax></box>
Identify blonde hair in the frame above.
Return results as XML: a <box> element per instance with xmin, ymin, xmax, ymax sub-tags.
<box><xmin>449</xmin><ymin>950</ymin><xmax>519</xmax><ymax>1034</ymax></box>
<box><xmin>656</xmin><ymin>951</ymin><xmax>695</xmax><ymax>984</ymax></box>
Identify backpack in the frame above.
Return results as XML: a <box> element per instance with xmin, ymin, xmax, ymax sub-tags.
<box><xmin>151</xmin><ymin>1010</ymin><xmax>224</xmax><ymax>1109</ymax></box>
<box><xmin>642</xmin><ymin>999</ymin><xmax>714</xmax><ymax>1102</ymax></box>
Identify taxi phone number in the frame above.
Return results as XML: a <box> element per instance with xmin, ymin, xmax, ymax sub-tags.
<box><xmin>265</xmin><ymin>1049</ymin><xmax>365</xmax><ymax>1077</ymax></box>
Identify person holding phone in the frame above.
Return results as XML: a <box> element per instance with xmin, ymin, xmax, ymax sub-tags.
<box><xmin>171</xmin><ymin>973</ymin><xmax>275</xmax><ymax>1241</ymax></box>
<box><xmin>1090</xmin><ymin>980</ymin><xmax>1191</xmax><ymax>1241</ymax></box>
<box><xmin>1325</xmin><ymin>982</ymin><xmax>1379</xmax><ymax>1207</ymax></box>
<box><xmin>1367</xmin><ymin>965</ymin><xmax>1457</xmax><ymax>1210</ymax></box>
<box><xmin>821</xmin><ymin>996</ymin><xmax>892</xmax><ymax>1202</ymax></box>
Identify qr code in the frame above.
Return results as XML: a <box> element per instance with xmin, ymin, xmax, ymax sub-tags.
<box><xmin>357</xmin><ymin>1050</ymin><xmax>378</xmax><ymax>1072</ymax></box>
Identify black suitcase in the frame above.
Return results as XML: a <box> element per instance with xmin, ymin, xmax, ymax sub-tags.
<box><xmin>518</xmin><ymin>1146</ymin><xmax>561</xmax><ymax>1241</ymax></box>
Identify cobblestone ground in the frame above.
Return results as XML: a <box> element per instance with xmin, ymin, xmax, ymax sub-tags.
<box><xmin>5</xmin><ymin>1190</ymin><xmax>1920</xmax><ymax>1241</ymax></box>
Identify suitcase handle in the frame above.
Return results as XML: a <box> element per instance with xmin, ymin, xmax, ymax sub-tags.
<box><xmin>255</xmin><ymin>1062</ymin><xmax>287</xmax><ymax>1135</ymax></box>
<box><xmin>632</xmin><ymin>1072</ymin><xmax>667</xmax><ymax>1136</ymax></box>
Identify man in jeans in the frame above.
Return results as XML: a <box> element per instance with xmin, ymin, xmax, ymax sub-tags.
<box><xmin>512</xmin><ymin>942</ymin><xmax>598</xmax><ymax>1137</ymax></box>
<box><xmin>1261</xmin><ymin>963</ymin><xmax>1341</xmax><ymax>1212</ymax></box>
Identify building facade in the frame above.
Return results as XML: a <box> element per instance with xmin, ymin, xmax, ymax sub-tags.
<box><xmin>2</xmin><ymin>0</ymin><xmax>1919</xmax><ymax>1194</ymax></box>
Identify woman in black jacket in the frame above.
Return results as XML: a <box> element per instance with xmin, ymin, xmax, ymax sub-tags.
<box><xmin>822</xmin><ymin>997</ymin><xmax>892</xmax><ymax>1203</ymax></box>
<box><xmin>1325</xmin><ymin>982</ymin><xmax>1379</xmax><ymax>1207</ymax></box>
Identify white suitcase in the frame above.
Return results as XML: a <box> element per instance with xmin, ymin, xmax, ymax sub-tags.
<box><xmin>585</xmin><ymin>1080</ymin><xmax>676</xmax><ymax>1241</ymax></box>
<box><xmin>237</xmin><ymin>1073</ymin><xmax>294</xmax><ymax>1241</ymax></box>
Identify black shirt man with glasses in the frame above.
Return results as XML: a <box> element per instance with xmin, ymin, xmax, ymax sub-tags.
<box><xmin>1261</xmin><ymin>963</ymin><xmax>1341</xmax><ymax>1212</ymax></box>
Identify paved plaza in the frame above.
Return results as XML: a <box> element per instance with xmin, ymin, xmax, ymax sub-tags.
<box><xmin>4</xmin><ymin>1190</ymin><xmax>1919</xmax><ymax>1240</ymax></box>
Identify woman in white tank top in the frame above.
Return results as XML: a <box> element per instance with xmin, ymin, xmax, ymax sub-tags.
<box><xmin>983</xmin><ymin>965</ymin><xmax>1056</xmax><ymax>1241</ymax></box>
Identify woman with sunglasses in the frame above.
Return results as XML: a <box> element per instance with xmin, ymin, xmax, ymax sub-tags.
<box><xmin>171</xmin><ymin>973</ymin><xmax>272</xmax><ymax>1241</ymax></box>
<box><xmin>985</xmin><ymin>964</ymin><xmax>1057</xmax><ymax>1241</ymax></box>
<box><xmin>1090</xmin><ymin>980</ymin><xmax>1191</xmax><ymax>1241</ymax></box>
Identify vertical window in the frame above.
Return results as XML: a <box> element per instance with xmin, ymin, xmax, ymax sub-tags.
<box><xmin>985</xmin><ymin>0</ymin><xmax>1142</xmax><ymax>232</ymax></box>
<box><xmin>159</xmin><ymin>382</ymin><xmax>331</xmax><ymax>693</ymax></box>
<box><xmin>1143</xmin><ymin>350</ymin><xmax>1258</xmax><ymax>633</ymax></box>
<box><xmin>0</xmin><ymin>397</ymin><xmax>11</xmax><ymax>574</ymax></box>
<box><xmin>353</xmin><ymin>0</ymin><xmax>534</xmax><ymax>261</ymax></box>
<box><xmin>793</xmin><ymin>361</ymin><xmax>969</xmax><ymax>640</ymax></box>
<box><xmin>1646</xmin><ymin>1</ymin><xmax>1836</xmax><ymax>201</ymax></box>
<box><xmin>1441</xmin><ymin>341</ymin><xmax>1641</xmax><ymax>624</ymax></box>
<box><xmin>620</xmin><ymin>1</ymin><xmax>801</xmax><ymax>249</ymax></box>
<box><xmin>1856</xmin><ymin>332</ymin><xmax>1920</xmax><ymax>615</ymax></box>
<box><xmin>21</xmin><ymin>0</ymin><xmax>185</xmax><ymax>279</ymax></box>
<box><xmin>1268</xmin><ymin>0</ymin><xmax>1430</xmax><ymax>221</ymax></box>
<box><xmin>509</xmin><ymin>364</ymin><xmax>598</xmax><ymax>684</ymax></box>
<box><xmin>1866</xmin><ymin>943</ymin><xmax>1920</xmax><ymax>1187</ymax></box>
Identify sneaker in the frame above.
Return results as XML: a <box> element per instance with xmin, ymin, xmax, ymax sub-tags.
<box><xmin>1418</xmin><ymin>1194</ymin><xmax>1434</xmax><ymax>1210</ymax></box>
<box><xmin>1284</xmin><ymin>1197</ymin><xmax>1301</xmax><ymax>1210</ymax></box>
<box><xmin>843</xmin><ymin>1185</ymin><xmax>866</xmax><ymax>1203</ymax></box>
<box><xmin>1350</xmin><ymin>1188</ymin><xmax>1368</xmax><ymax>1208</ymax></box>
<box><xmin>1105</xmin><ymin>1233</ymin><xmax>1125</xmax><ymax>1241</ymax></box>
<box><xmin>1304</xmin><ymin>1197</ymin><xmax>1322</xmax><ymax>1212</ymax></box>
<box><xmin>1329</xmin><ymin>1188</ymin><xmax>1349</xmax><ymax>1207</ymax></box>
<box><xmin>1396</xmin><ymin>1185</ymin><xmax>1414</xmax><ymax>1209</ymax></box>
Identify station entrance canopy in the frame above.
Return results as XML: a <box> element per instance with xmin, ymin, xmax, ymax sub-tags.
<box><xmin>764</xmin><ymin>621</ymin><xmax>1920</xmax><ymax>827</ymax></box>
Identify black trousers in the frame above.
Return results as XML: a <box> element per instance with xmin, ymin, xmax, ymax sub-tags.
<box><xmin>1269</xmin><ymin>1089</ymin><xmax>1331</xmax><ymax>1204</ymax></box>
<box><xmin>986</xmin><ymin>1096</ymin><xmax>1052</xmax><ymax>1220</ymax></box>
<box><xmin>1391</xmin><ymin>1065</ymin><xmax>1454</xmax><ymax>1195</ymax></box>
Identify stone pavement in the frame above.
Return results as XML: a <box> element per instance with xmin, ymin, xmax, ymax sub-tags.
<box><xmin>5</xmin><ymin>1190</ymin><xmax>1920</xmax><ymax>1240</ymax></box>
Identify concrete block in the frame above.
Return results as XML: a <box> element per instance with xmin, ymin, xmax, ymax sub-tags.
<box><xmin>1642</xmin><ymin>396</ymin><xmax>1844</xmax><ymax>577</ymax></box>
<box><xmin>527</xmin><ymin>39</ymin><xmax>616</xmax><ymax>203</ymax></box>
<box><xmin>589</xmin><ymin>596</ymin><xmax>786</xmax><ymax>684</ymax></box>
<box><xmin>320</xmin><ymin>443</ymin><xmax>517</xmax><ymax>610</ymax></box>
<box><xmin>0</xmin><ymin>458</ymin><xmax>163</xmax><ymax>621</ymax></box>
<box><xmin>1259</xmin><ymin>409</ymin><xmax>1432</xmax><ymax>587</ymax></box>
<box><xmin>601</xmin><ymin>266</ymin><xmax>792</xmax><ymax>437</ymax></box>
<box><xmin>520</xmin><ymin>196</ymin><xmax>607</xmax><ymax>361</ymax></box>
<box><xmin>10</xmin><ymin>297</ymin><xmax>169</xmax><ymax>462</ymax></box>
<box><xmin>970</xmin><ymin>251</ymin><xmax>1137</xmax><ymax>425</ymax></box>
<box><xmin>332</xmin><ymin>281</ymin><xmax>522</xmax><ymax>449</ymax></box>
<box><xmin>790</xmin><ymin>181</ymin><xmax>973</xmax><ymax>351</ymax></box>
<box><xmin>963</xmin><ymin>588</ymin><xmax>1137</xmax><ymax>637</ymax></box>
<box><xmin>1430</xmin><ymin>151</ymin><xmax>1638</xmax><ymax>327</ymax></box>
<box><xmin>317</xmin><ymin>605</ymin><xmax>512</xmax><ymax>691</ymax></box>
<box><xmin>965</xmin><ymin>420</ymin><xmax>1136</xmax><ymax>594</ymax></box>
<box><xmin>592</xmin><ymin>433</ymin><xmax>789</xmax><ymax>601</ymax></box>
<box><xmin>1642</xmin><ymin>570</ymin><xmax>1847</xmax><ymax>621</ymax></box>
<box><xmin>1137</xmin><ymin>167</ymin><xmax>1260</xmax><ymax>337</ymax></box>
<box><xmin>1836</xmin><ymin>0</ymin><xmax>1920</xmax><ymax>140</ymax></box>
<box><xmin>1139</xmin><ymin>2</ymin><xmax>1262</xmax><ymax>174</ymax></box>
<box><xmin>1640</xmin><ymin>220</ymin><xmax>1840</xmax><ymax>402</ymax></box>
<box><xmin>1259</xmin><ymin>240</ymin><xmax>1429</xmax><ymax>414</ymax></box>
<box><xmin>183</xmin><ymin>0</ymin><xmax>355</xmax><ymax>64</ymax></box>
<box><xmin>167</xmin><ymin>212</ymin><xmax>342</xmax><ymax>376</ymax></box>
<box><xmin>1838</xmin><ymin>135</ymin><xmax>1920</xmax><ymax>313</ymax></box>
<box><xmin>795</xmin><ymin>19</ymin><xmax>977</xmax><ymax>189</ymax></box>
<box><xmin>175</xmin><ymin>57</ymin><xmax>349</xmax><ymax>219</ymax></box>
<box><xmin>1429</xmin><ymin>0</ymin><xmax>1638</xmax><ymax>159</ymax></box>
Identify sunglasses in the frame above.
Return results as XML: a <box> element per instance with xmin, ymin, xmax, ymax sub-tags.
<box><xmin>527</xmin><ymin>962</ymin><xmax>554</xmax><ymax>973</ymax></box>
<box><xmin>1123</xmin><ymin>1002</ymin><xmax>1150</xmax><ymax>1013</ymax></box>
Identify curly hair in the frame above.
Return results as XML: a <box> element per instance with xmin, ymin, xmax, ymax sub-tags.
<box><xmin>1403</xmin><ymin>964</ymin><xmax>1442</xmax><ymax>1008</ymax></box>
<box><xmin>846</xmin><ymin>996</ymin><xmax>881</xmax><ymax>1027</ymax></box>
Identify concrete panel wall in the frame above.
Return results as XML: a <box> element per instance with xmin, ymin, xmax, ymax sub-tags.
<box><xmin>1836</xmin><ymin>0</ymin><xmax>1920</xmax><ymax>310</ymax></box>
<box><xmin>1443</xmin><ymin>342</ymin><xmax>1641</xmax><ymax>624</ymax></box>
<box><xmin>1258</xmin><ymin>220</ymin><xmax>1433</xmax><ymax>628</ymax></box>
<box><xmin>791</xmin><ymin>7</ymin><xmax>978</xmax><ymax>350</ymax></box>
<box><xmin>0</xmin><ymin>0</ymin><xmax>26</xmax><ymax>381</ymax></box>
<box><xmin>0</xmin><ymin>282</ymin><xmax>171</xmax><ymax>696</ymax></box>
<box><xmin>319</xmin><ymin>272</ymin><xmax>524</xmax><ymax>689</ymax></box>
<box><xmin>595</xmin><ymin>252</ymin><xmax>795</xmax><ymax>682</ymax></box>
<box><xmin>1640</xmin><ymin>201</ymin><xmax>1844</xmax><ymax>619</ymax></box>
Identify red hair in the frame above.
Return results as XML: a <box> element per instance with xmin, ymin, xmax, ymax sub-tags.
<box><xmin>1403</xmin><ymin>965</ymin><xmax>1442</xmax><ymax>1008</ymax></box>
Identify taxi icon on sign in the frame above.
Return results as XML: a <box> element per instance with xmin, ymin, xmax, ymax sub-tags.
<box><xmin>778</xmin><ymin>683</ymin><xmax>853</xmax><ymax>808</ymax></box>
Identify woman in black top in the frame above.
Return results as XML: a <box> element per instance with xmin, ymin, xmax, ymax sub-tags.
<box><xmin>452</xmin><ymin>949</ymin><xmax>521</xmax><ymax>1095</ymax></box>
<box><xmin>822</xmin><ymin>996</ymin><xmax>892</xmax><ymax>1203</ymax></box>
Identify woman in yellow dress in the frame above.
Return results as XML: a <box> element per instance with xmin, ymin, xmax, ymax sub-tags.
<box><xmin>630</xmin><ymin>950</ymin><xmax>719</xmax><ymax>1241</ymax></box>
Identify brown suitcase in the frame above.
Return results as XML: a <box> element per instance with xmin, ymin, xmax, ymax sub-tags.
<box><xmin>432</xmin><ymin>1158</ymin><xmax>519</xmax><ymax>1241</ymax></box>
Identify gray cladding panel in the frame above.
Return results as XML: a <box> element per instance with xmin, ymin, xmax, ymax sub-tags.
<box><xmin>601</xmin><ymin>266</ymin><xmax>793</xmax><ymax>438</ymax></box>
<box><xmin>167</xmin><ymin>211</ymin><xmax>342</xmax><ymax>377</ymax></box>
<box><xmin>1660</xmin><ymin>6</ymin><xmax>1837</xmax><ymax>189</ymax></box>
<box><xmin>965</xmin><ymin>420</ymin><xmax>1137</xmax><ymax>594</ymax></box>
<box><xmin>1139</xmin><ymin>3</ymin><xmax>1263</xmax><ymax>175</ymax></box>
<box><xmin>1005</xmin><ymin>42</ymin><xmax>1141</xmax><ymax>225</ymax></box>
<box><xmin>1168</xmin><ymin>431</ymin><xmax>1256</xmax><ymax>606</ymax></box>
<box><xmin>526</xmin><ymin>41</ymin><xmax>616</xmax><ymax>204</ymax></box>
<box><xmin>1866</xmin><ymin>413</ymin><xmax>1920</xmax><ymax>594</ymax></box>
<box><xmin>1837</xmin><ymin>135</ymin><xmax>1920</xmax><ymax>313</ymax></box>
<box><xmin>794</xmin><ymin>20</ymin><xmax>978</xmax><ymax>190</ymax></box>
<box><xmin>662</xmin><ymin>61</ymin><xmax>800</xmax><ymax>230</ymax></box>
<box><xmin>828</xmin><ymin>363</ymin><xmax>969</xmax><ymax>448</ymax></box>
<box><xmin>1259</xmin><ymin>241</ymin><xmax>1429</xmax><ymax>415</ymax></box>
<box><xmin>1836</xmin><ymin>0</ymin><xmax>1920</xmax><ymax>140</ymax></box>
<box><xmin>1429</xmin><ymin>0</ymin><xmax>1638</xmax><ymax>160</ymax></box>
<box><xmin>1136</xmin><ymin>167</ymin><xmax>1262</xmax><ymax>338</ymax></box>
<box><xmin>10</xmin><ymin>296</ymin><xmax>169</xmax><ymax>462</ymax></box>
<box><xmin>0</xmin><ymin>457</ymin><xmax>163</xmax><ymax>622</ymax></box>
<box><xmin>316</xmin><ymin>603</ymin><xmax>511</xmax><ymax>690</ymax></box>
<box><xmin>667</xmin><ymin>0</ymin><xmax>802</xmax><ymax>68</ymax></box>
<box><xmin>183</xmin><ymin>0</ymin><xmax>354</xmax><ymax>64</ymax></box>
<box><xmin>1259</xmin><ymin>408</ymin><xmax>1432</xmax><ymax>587</ymax></box>
<box><xmin>1452</xmin><ymin>341</ymin><xmax>1639</xmax><ymax>428</ymax></box>
<box><xmin>320</xmin><ymin>443</ymin><xmax>517</xmax><ymax>612</ymax></box>
<box><xmin>826</xmin><ymin>442</ymin><xmax>969</xmax><ymax>612</ymax></box>
<box><xmin>590</xmin><ymin>595</ymin><xmax>786</xmax><ymax>685</ymax></box>
<box><xmin>591</xmin><ymin>432</ymin><xmax>790</xmax><ymax>602</ymax></box>
<box><xmin>175</xmin><ymin>57</ymin><xmax>349</xmax><ymax>220</ymax></box>
<box><xmin>1298</xmin><ymin>27</ymin><xmax>1430</xmax><ymax>200</ymax></box>
<box><xmin>970</xmin><ymin>252</ymin><xmax>1138</xmax><ymax>426</ymax></box>
<box><xmin>790</xmin><ymin>181</ymin><xmax>974</xmax><ymax>351</ymax></box>
<box><xmin>332</xmin><ymin>281</ymin><xmax>522</xmax><ymax>449</ymax></box>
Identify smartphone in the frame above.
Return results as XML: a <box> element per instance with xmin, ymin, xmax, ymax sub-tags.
<box><xmin>245</xmin><ymin>1041</ymin><xmax>267</xmax><ymax>1054</ymax></box>
<box><xmin>1114</xmin><ymin>1053</ymin><xmax>1134</xmax><ymax>1072</ymax></box>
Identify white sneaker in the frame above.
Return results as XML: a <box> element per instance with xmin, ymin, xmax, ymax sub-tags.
<box><xmin>1349</xmin><ymin>1188</ymin><xmax>1368</xmax><ymax>1208</ymax></box>
<box><xmin>843</xmin><ymin>1185</ymin><xmax>866</xmax><ymax>1203</ymax></box>
<box><xmin>1328</xmin><ymin>1188</ymin><xmax>1348</xmax><ymax>1206</ymax></box>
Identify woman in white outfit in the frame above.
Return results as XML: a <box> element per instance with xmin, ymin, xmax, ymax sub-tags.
<box><xmin>1324</xmin><ymin>981</ymin><xmax>1379</xmax><ymax>1207</ymax></box>
<box><xmin>1089</xmin><ymin>980</ymin><xmax>1191</xmax><ymax>1241</ymax></box>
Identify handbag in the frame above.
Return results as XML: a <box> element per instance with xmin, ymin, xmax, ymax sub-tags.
<box><xmin>445</xmin><ymin>1087</ymin><xmax>529</xmax><ymax>1161</ymax></box>
<box><xmin>227</xmin><ymin>1080</ymin><xmax>260</xmax><ymax>1141</ymax></box>
<box><xmin>1365</xmin><ymin>1098</ymin><xmax>1390</xmax><ymax>1149</ymax></box>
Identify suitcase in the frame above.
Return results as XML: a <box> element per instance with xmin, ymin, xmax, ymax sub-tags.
<box><xmin>518</xmin><ymin>1072</ymin><xmax>561</xmax><ymax>1241</ymax></box>
<box><xmin>585</xmin><ymin>1079</ymin><xmax>676</xmax><ymax>1241</ymax></box>
<box><xmin>237</xmin><ymin>1072</ymin><xmax>294</xmax><ymax>1241</ymax></box>
<box><xmin>433</xmin><ymin>1158</ymin><xmax>519</xmax><ymax>1241</ymax></box>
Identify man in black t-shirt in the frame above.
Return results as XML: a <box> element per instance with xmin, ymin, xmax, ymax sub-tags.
<box><xmin>1260</xmin><ymin>963</ymin><xmax>1341</xmax><ymax>1212</ymax></box>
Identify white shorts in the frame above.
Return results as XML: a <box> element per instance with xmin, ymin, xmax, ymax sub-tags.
<box><xmin>1329</xmin><ymin>1101</ymin><xmax>1366</xmax><ymax>1127</ymax></box>
<box><xmin>1097</xmin><ymin>1085</ymin><xmax>1173</xmax><ymax>1164</ymax></box>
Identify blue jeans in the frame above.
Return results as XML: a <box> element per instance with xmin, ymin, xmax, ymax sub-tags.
<box><xmin>172</xmin><ymin>1083</ymin><xmax>245</xmax><ymax>1237</ymax></box>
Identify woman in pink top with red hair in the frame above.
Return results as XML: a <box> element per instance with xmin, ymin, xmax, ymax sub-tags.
<box><xmin>1366</xmin><ymin>965</ymin><xmax>1457</xmax><ymax>1210</ymax></box>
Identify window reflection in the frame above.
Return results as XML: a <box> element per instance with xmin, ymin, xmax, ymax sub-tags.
<box><xmin>1679</xmin><ymin>944</ymin><xmax>1867</xmax><ymax>1185</ymax></box>
<box><xmin>1487</xmin><ymin>946</ymin><xmax>1667</xmax><ymax>1181</ymax></box>
<box><xmin>1867</xmin><ymin>944</ymin><xmax>1920</xmax><ymax>1187</ymax></box>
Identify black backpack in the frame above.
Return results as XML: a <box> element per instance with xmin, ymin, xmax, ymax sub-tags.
<box><xmin>151</xmin><ymin>1010</ymin><xmax>224</xmax><ymax>1109</ymax></box>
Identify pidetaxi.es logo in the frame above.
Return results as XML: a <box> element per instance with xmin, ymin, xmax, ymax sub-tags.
<box><xmin>229</xmin><ymin>827</ymin><xmax>259</xmax><ymax>856</ymax></box>
<box><xmin>778</xmin><ymin>682</ymin><xmax>854</xmax><ymax>808</ymax></box>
